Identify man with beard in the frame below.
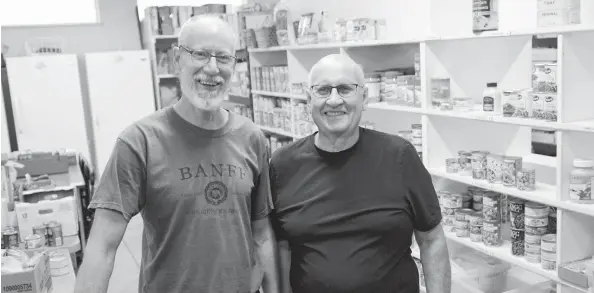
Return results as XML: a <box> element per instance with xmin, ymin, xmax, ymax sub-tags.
<box><xmin>74</xmin><ymin>15</ymin><xmax>279</xmax><ymax>293</ymax></box>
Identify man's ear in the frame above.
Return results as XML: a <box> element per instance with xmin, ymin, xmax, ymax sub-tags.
<box><xmin>362</xmin><ymin>86</ymin><xmax>369</xmax><ymax>110</ymax></box>
<box><xmin>173</xmin><ymin>46</ymin><xmax>181</xmax><ymax>72</ymax></box>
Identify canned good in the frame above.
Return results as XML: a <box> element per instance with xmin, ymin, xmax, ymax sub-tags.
<box><xmin>511</xmin><ymin>229</ymin><xmax>525</xmax><ymax>256</ymax></box>
<box><xmin>525</xmin><ymin>232</ymin><xmax>543</xmax><ymax>245</ymax></box>
<box><xmin>468</xmin><ymin>211</ymin><xmax>483</xmax><ymax>226</ymax></box>
<box><xmin>483</xmin><ymin>220</ymin><xmax>502</xmax><ymax>247</ymax></box>
<box><xmin>470</xmin><ymin>225</ymin><xmax>483</xmax><ymax>242</ymax></box>
<box><xmin>525</xmin><ymin>242</ymin><xmax>541</xmax><ymax>254</ymax></box>
<box><xmin>455</xmin><ymin>209</ymin><xmax>474</xmax><ymax>221</ymax></box>
<box><xmin>509</xmin><ymin>198</ymin><xmax>526</xmax><ymax>229</ymax></box>
<box><xmin>486</xmin><ymin>154</ymin><xmax>503</xmax><ymax>183</ymax></box>
<box><xmin>446</xmin><ymin>158</ymin><xmax>460</xmax><ymax>173</ymax></box>
<box><xmin>33</xmin><ymin>224</ymin><xmax>48</xmax><ymax>246</ymax></box>
<box><xmin>1</xmin><ymin>228</ymin><xmax>19</xmax><ymax>249</ymax></box>
<box><xmin>541</xmin><ymin>234</ymin><xmax>557</xmax><ymax>252</ymax></box>
<box><xmin>47</xmin><ymin>221</ymin><xmax>63</xmax><ymax>247</ymax></box>
<box><xmin>443</xmin><ymin>215</ymin><xmax>456</xmax><ymax>227</ymax></box>
<box><xmin>502</xmin><ymin>156</ymin><xmax>523</xmax><ymax>186</ymax></box>
<box><xmin>24</xmin><ymin>234</ymin><xmax>44</xmax><ymax>249</ymax></box>
<box><xmin>517</xmin><ymin>168</ymin><xmax>536</xmax><ymax>191</ymax></box>
<box><xmin>482</xmin><ymin>192</ymin><xmax>501</xmax><ymax>222</ymax></box>
<box><xmin>455</xmin><ymin>220</ymin><xmax>470</xmax><ymax>238</ymax></box>
<box><xmin>443</xmin><ymin>207</ymin><xmax>457</xmax><ymax>216</ymax></box>
<box><xmin>525</xmin><ymin>215</ymin><xmax>548</xmax><ymax>227</ymax></box>
<box><xmin>526</xmin><ymin>251</ymin><xmax>541</xmax><ymax>263</ymax></box>
<box><xmin>442</xmin><ymin>193</ymin><xmax>463</xmax><ymax>209</ymax></box>
<box><xmin>437</xmin><ymin>190</ymin><xmax>450</xmax><ymax>206</ymax></box>
<box><xmin>526</xmin><ymin>225</ymin><xmax>548</xmax><ymax>236</ymax></box>
<box><xmin>548</xmin><ymin>212</ymin><xmax>557</xmax><ymax>234</ymax></box>
<box><xmin>471</xmin><ymin>152</ymin><xmax>488</xmax><ymax>180</ymax></box>
<box><xmin>541</xmin><ymin>249</ymin><xmax>556</xmax><ymax>261</ymax></box>
<box><xmin>541</xmin><ymin>258</ymin><xmax>556</xmax><ymax>270</ymax></box>
<box><xmin>462</xmin><ymin>194</ymin><xmax>472</xmax><ymax>208</ymax></box>
<box><xmin>525</xmin><ymin>202</ymin><xmax>549</xmax><ymax>218</ymax></box>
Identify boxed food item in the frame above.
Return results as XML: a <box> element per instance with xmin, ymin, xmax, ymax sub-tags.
<box><xmin>430</xmin><ymin>78</ymin><xmax>451</xmax><ymax>108</ymax></box>
<box><xmin>532</xmin><ymin>93</ymin><xmax>546</xmax><ymax>119</ymax></box>
<box><xmin>473</xmin><ymin>0</ymin><xmax>499</xmax><ymax>33</ymax></box>
<box><xmin>537</xmin><ymin>9</ymin><xmax>581</xmax><ymax>27</ymax></box>
<box><xmin>502</xmin><ymin>89</ymin><xmax>533</xmax><ymax>118</ymax></box>
<box><xmin>543</xmin><ymin>93</ymin><xmax>557</xmax><ymax>121</ymax></box>
<box><xmin>533</xmin><ymin>63</ymin><xmax>557</xmax><ymax>93</ymax></box>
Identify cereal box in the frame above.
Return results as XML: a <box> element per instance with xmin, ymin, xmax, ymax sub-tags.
<box><xmin>533</xmin><ymin>63</ymin><xmax>557</xmax><ymax>93</ymax></box>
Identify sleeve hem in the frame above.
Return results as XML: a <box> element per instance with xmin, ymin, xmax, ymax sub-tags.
<box><xmin>88</xmin><ymin>201</ymin><xmax>133</xmax><ymax>222</ymax></box>
<box><xmin>251</xmin><ymin>208</ymin><xmax>271</xmax><ymax>221</ymax></box>
<box><xmin>415</xmin><ymin>216</ymin><xmax>443</xmax><ymax>233</ymax></box>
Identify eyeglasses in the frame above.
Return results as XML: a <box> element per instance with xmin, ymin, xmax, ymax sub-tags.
<box><xmin>179</xmin><ymin>45</ymin><xmax>237</xmax><ymax>68</ymax></box>
<box><xmin>310</xmin><ymin>84</ymin><xmax>361</xmax><ymax>99</ymax></box>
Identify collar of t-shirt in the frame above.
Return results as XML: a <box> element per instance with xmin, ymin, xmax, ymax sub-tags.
<box><xmin>312</xmin><ymin>129</ymin><xmax>362</xmax><ymax>163</ymax></box>
<box><xmin>168</xmin><ymin>106</ymin><xmax>235</xmax><ymax>138</ymax></box>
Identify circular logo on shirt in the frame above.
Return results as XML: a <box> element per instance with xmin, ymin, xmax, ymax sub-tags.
<box><xmin>205</xmin><ymin>181</ymin><xmax>228</xmax><ymax>205</ymax></box>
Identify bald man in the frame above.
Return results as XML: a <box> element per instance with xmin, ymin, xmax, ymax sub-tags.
<box><xmin>75</xmin><ymin>15</ymin><xmax>279</xmax><ymax>293</ymax></box>
<box><xmin>269</xmin><ymin>54</ymin><xmax>451</xmax><ymax>293</ymax></box>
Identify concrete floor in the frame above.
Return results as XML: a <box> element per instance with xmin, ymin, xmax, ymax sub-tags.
<box><xmin>107</xmin><ymin>214</ymin><xmax>142</xmax><ymax>293</ymax></box>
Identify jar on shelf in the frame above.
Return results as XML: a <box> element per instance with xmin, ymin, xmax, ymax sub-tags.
<box><xmin>517</xmin><ymin>168</ymin><xmax>536</xmax><ymax>191</ymax></box>
<box><xmin>502</xmin><ymin>156</ymin><xmax>523</xmax><ymax>187</ymax></box>
<box><xmin>383</xmin><ymin>71</ymin><xmax>402</xmax><ymax>105</ymax></box>
<box><xmin>471</xmin><ymin>151</ymin><xmax>489</xmax><ymax>180</ymax></box>
<box><xmin>569</xmin><ymin>158</ymin><xmax>594</xmax><ymax>202</ymax></box>
<box><xmin>364</xmin><ymin>73</ymin><xmax>381</xmax><ymax>103</ymax></box>
<box><xmin>486</xmin><ymin>154</ymin><xmax>504</xmax><ymax>183</ymax></box>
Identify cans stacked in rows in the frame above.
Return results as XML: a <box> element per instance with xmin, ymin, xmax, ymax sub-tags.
<box><xmin>525</xmin><ymin>202</ymin><xmax>550</xmax><ymax>264</ymax></box>
<box><xmin>541</xmin><ymin>234</ymin><xmax>557</xmax><ymax>270</ymax></box>
<box><xmin>482</xmin><ymin>191</ymin><xmax>503</xmax><ymax>247</ymax></box>
<box><xmin>440</xmin><ymin>191</ymin><xmax>462</xmax><ymax>233</ymax></box>
<box><xmin>446</xmin><ymin>150</ymin><xmax>537</xmax><ymax>192</ymax></box>
<box><xmin>396</xmin><ymin>124</ymin><xmax>423</xmax><ymax>160</ymax></box>
<box><xmin>510</xmin><ymin>198</ymin><xmax>526</xmax><ymax>257</ymax></box>
<box><xmin>31</xmin><ymin>221</ymin><xmax>63</xmax><ymax>248</ymax></box>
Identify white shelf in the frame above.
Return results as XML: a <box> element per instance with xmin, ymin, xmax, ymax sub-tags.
<box><xmin>367</xmin><ymin>102</ymin><xmax>425</xmax><ymax>114</ymax></box>
<box><xmin>248</xmin><ymin>38</ymin><xmax>424</xmax><ymax>53</ymax></box>
<box><xmin>251</xmin><ymin>90</ymin><xmax>307</xmax><ymax>100</ymax></box>
<box><xmin>154</xmin><ymin>35</ymin><xmax>178</xmax><ymax>40</ymax></box>
<box><xmin>258</xmin><ymin>125</ymin><xmax>295</xmax><ymax>138</ymax></box>
<box><xmin>444</xmin><ymin>231</ymin><xmax>559</xmax><ymax>282</ymax></box>
<box><xmin>427</xmin><ymin>25</ymin><xmax>594</xmax><ymax>42</ymax></box>
<box><xmin>158</xmin><ymin>73</ymin><xmax>177</xmax><ymax>79</ymax></box>
<box><xmin>429</xmin><ymin>167</ymin><xmax>557</xmax><ymax>206</ymax></box>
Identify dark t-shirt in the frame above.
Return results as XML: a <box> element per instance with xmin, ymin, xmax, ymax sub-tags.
<box><xmin>269</xmin><ymin>128</ymin><xmax>441</xmax><ymax>293</ymax></box>
<box><xmin>89</xmin><ymin>106</ymin><xmax>272</xmax><ymax>293</ymax></box>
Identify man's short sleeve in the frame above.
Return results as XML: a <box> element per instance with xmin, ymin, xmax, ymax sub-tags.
<box><xmin>401</xmin><ymin>143</ymin><xmax>442</xmax><ymax>232</ymax></box>
<box><xmin>251</xmin><ymin>134</ymin><xmax>273</xmax><ymax>221</ymax></box>
<box><xmin>88</xmin><ymin>138</ymin><xmax>146</xmax><ymax>222</ymax></box>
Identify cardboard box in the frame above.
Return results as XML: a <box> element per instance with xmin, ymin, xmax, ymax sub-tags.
<box><xmin>537</xmin><ymin>0</ymin><xmax>580</xmax><ymax>11</ymax></box>
<box><xmin>1</xmin><ymin>253</ymin><xmax>52</xmax><ymax>293</ymax></box>
<box><xmin>538</xmin><ymin>9</ymin><xmax>581</xmax><ymax>27</ymax></box>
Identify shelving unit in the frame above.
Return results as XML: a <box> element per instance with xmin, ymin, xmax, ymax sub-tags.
<box><xmin>247</xmin><ymin>2</ymin><xmax>594</xmax><ymax>289</ymax></box>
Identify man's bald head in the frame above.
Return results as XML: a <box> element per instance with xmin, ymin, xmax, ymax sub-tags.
<box><xmin>178</xmin><ymin>15</ymin><xmax>235</xmax><ymax>53</ymax></box>
<box><xmin>308</xmin><ymin>54</ymin><xmax>365</xmax><ymax>87</ymax></box>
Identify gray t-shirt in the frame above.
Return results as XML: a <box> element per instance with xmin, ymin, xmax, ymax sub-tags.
<box><xmin>88</xmin><ymin>106</ymin><xmax>272</xmax><ymax>293</ymax></box>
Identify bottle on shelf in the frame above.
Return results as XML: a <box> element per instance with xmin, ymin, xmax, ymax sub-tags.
<box><xmin>483</xmin><ymin>82</ymin><xmax>502</xmax><ymax>114</ymax></box>
<box><xmin>569</xmin><ymin>159</ymin><xmax>594</xmax><ymax>203</ymax></box>
<box><xmin>273</xmin><ymin>0</ymin><xmax>292</xmax><ymax>46</ymax></box>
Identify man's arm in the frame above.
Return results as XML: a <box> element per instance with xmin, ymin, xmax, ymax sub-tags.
<box><xmin>415</xmin><ymin>223</ymin><xmax>451</xmax><ymax>293</ymax></box>
<box><xmin>253</xmin><ymin>216</ymin><xmax>280</xmax><ymax>293</ymax></box>
<box><xmin>277</xmin><ymin>240</ymin><xmax>292</xmax><ymax>293</ymax></box>
<box><xmin>74</xmin><ymin>209</ymin><xmax>128</xmax><ymax>293</ymax></box>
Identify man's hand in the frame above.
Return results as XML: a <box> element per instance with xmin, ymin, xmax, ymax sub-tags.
<box><xmin>415</xmin><ymin>224</ymin><xmax>451</xmax><ymax>293</ymax></box>
<box><xmin>253</xmin><ymin>217</ymin><xmax>281</xmax><ymax>293</ymax></box>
